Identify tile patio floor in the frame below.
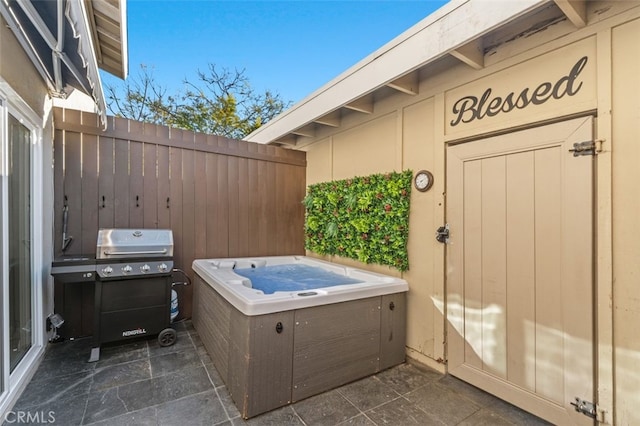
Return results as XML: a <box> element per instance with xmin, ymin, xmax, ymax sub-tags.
<box><xmin>7</xmin><ymin>321</ymin><xmax>551</xmax><ymax>425</ymax></box>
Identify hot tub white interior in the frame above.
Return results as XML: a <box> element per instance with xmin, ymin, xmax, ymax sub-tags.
<box><xmin>192</xmin><ymin>255</ymin><xmax>408</xmax><ymax>315</ymax></box>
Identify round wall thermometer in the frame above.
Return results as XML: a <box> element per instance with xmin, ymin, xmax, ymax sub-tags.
<box><xmin>414</xmin><ymin>170</ymin><xmax>434</xmax><ymax>192</ymax></box>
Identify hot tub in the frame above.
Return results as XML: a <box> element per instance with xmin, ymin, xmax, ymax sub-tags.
<box><xmin>192</xmin><ymin>255</ymin><xmax>408</xmax><ymax>419</ymax></box>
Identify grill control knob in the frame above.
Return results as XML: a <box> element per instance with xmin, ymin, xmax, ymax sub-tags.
<box><xmin>102</xmin><ymin>266</ymin><xmax>113</xmax><ymax>276</ymax></box>
<box><xmin>158</xmin><ymin>263</ymin><xmax>168</xmax><ymax>273</ymax></box>
<box><xmin>122</xmin><ymin>265</ymin><xmax>133</xmax><ymax>274</ymax></box>
<box><xmin>141</xmin><ymin>264</ymin><xmax>151</xmax><ymax>273</ymax></box>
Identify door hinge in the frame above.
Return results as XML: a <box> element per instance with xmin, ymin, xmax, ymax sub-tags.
<box><xmin>570</xmin><ymin>397</ymin><xmax>599</xmax><ymax>420</ymax></box>
<box><xmin>569</xmin><ymin>139</ymin><xmax>604</xmax><ymax>157</ymax></box>
<box><xmin>436</xmin><ymin>224</ymin><xmax>449</xmax><ymax>244</ymax></box>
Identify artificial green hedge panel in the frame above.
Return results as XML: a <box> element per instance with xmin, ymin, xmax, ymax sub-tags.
<box><xmin>303</xmin><ymin>170</ymin><xmax>412</xmax><ymax>271</ymax></box>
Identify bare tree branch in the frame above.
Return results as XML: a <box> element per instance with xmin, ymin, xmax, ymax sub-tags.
<box><xmin>106</xmin><ymin>64</ymin><xmax>289</xmax><ymax>139</ymax></box>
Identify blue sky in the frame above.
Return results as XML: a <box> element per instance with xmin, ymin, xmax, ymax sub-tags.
<box><xmin>101</xmin><ymin>1</ymin><xmax>448</xmax><ymax>107</ymax></box>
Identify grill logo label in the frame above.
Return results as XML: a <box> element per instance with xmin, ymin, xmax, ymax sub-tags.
<box><xmin>123</xmin><ymin>328</ymin><xmax>147</xmax><ymax>337</ymax></box>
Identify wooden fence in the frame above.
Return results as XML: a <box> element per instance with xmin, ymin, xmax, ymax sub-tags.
<box><xmin>53</xmin><ymin>108</ymin><xmax>306</xmax><ymax>321</ymax></box>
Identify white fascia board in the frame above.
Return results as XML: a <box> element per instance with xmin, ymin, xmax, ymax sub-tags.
<box><xmin>119</xmin><ymin>0</ymin><xmax>129</xmax><ymax>79</ymax></box>
<box><xmin>245</xmin><ymin>0</ymin><xmax>550</xmax><ymax>144</ymax></box>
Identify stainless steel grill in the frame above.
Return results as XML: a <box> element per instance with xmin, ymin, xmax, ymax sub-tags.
<box><xmin>96</xmin><ymin>229</ymin><xmax>174</xmax><ymax>279</ymax></box>
<box><xmin>90</xmin><ymin>228</ymin><xmax>177</xmax><ymax>362</ymax></box>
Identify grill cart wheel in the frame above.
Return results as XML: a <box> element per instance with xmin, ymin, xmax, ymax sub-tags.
<box><xmin>158</xmin><ymin>328</ymin><xmax>177</xmax><ymax>347</ymax></box>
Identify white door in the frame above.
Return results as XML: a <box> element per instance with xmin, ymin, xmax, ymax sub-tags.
<box><xmin>0</xmin><ymin>92</ymin><xmax>43</xmax><ymax>416</ymax></box>
<box><xmin>446</xmin><ymin>117</ymin><xmax>594</xmax><ymax>425</ymax></box>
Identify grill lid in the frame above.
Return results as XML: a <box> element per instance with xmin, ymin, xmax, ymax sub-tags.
<box><xmin>96</xmin><ymin>229</ymin><xmax>173</xmax><ymax>259</ymax></box>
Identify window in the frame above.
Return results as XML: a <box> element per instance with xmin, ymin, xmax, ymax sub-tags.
<box><xmin>7</xmin><ymin>114</ymin><xmax>32</xmax><ymax>371</ymax></box>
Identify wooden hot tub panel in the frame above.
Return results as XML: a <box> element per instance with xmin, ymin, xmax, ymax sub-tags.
<box><xmin>193</xmin><ymin>274</ymin><xmax>407</xmax><ymax>419</ymax></box>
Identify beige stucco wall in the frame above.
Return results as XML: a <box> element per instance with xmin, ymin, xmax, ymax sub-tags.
<box><xmin>0</xmin><ymin>16</ymin><xmax>48</xmax><ymax>116</ymax></box>
<box><xmin>332</xmin><ymin>113</ymin><xmax>398</xmax><ymax>179</ymax></box>
<box><xmin>298</xmin><ymin>3</ymin><xmax>640</xmax><ymax>423</ymax></box>
<box><xmin>304</xmin><ymin>101</ymin><xmax>447</xmax><ymax>368</ymax></box>
<box><xmin>400</xmin><ymin>98</ymin><xmax>446</xmax><ymax>365</ymax></box>
<box><xmin>611</xmin><ymin>16</ymin><xmax>640</xmax><ymax>426</ymax></box>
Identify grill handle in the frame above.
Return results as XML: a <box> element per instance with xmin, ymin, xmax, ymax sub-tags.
<box><xmin>102</xmin><ymin>249</ymin><xmax>168</xmax><ymax>256</ymax></box>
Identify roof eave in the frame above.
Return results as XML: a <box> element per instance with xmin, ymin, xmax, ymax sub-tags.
<box><xmin>244</xmin><ymin>0</ymin><xmax>551</xmax><ymax>145</ymax></box>
<box><xmin>85</xmin><ymin>0</ymin><xmax>129</xmax><ymax>79</ymax></box>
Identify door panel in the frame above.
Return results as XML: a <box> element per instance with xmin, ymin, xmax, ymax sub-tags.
<box><xmin>533</xmin><ymin>147</ymin><xmax>564</xmax><ymax>403</ymax></box>
<box><xmin>505</xmin><ymin>150</ymin><xmax>535</xmax><ymax>392</ymax></box>
<box><xmin>8</xmin><ymin>115</ymin><xmax>32</xmax><ymax>372</ymax></box>
<box><xmin>446</xmin><ymin>117</ymin><xmax>594</xmax><ymax>425</ymax></box>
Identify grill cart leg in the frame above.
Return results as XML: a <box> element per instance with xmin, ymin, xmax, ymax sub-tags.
<box><xmin>89</xmin><ymin>347</ymin><xmax>100</xmax><ymax>362</ymax></box>
<box><xmin>89</xmin><ymin>278</ymin><xmax>103</xmax><ymax>363</ymax></box>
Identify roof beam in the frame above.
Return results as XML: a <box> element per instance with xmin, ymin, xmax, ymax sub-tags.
<box><xmin>553</xmin><ymin>0</ymin><xmax>587</xmax><ymax>28</ymax></box>
<box><xmin>315</xmin><ymin>110</ymin><xmax>341</xmax><ymax>128</ymax></box>
<box><xmin>91</xmin><ymin>0</ymin><xmax>121</xmax><ymax>22</ymax></box>
<box><xmin>85</xmin><ymin>0</ymin><xmax>128</xmax><ymax>79</ymax></box>
<box><xmin>274</xmin><ymin>135</ymin><xmax>298</xmax><ymax>147</ymax></box>
<box><xmin>450</xmin><ymin>38</ymin><xmax>484</xmax><ymax>70</ymax></box>
<box><xmin>386</xmin><ymin>71</ymin><xmax>419</xmax><ymax>95</ymax></box>
<box><xmin>83</xmin><ymin>0</ymin><xmax>102</xmax><ymax>63</ymax></box>
<box><xmin>291</xmin><ymin>124</ymin><xmax>315</xmax><ymax>138</ymax></box>
<box><xmin>345</xmin><ymin>95</ymin><xmax>374</xmax><ymax>114</ymax></box>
